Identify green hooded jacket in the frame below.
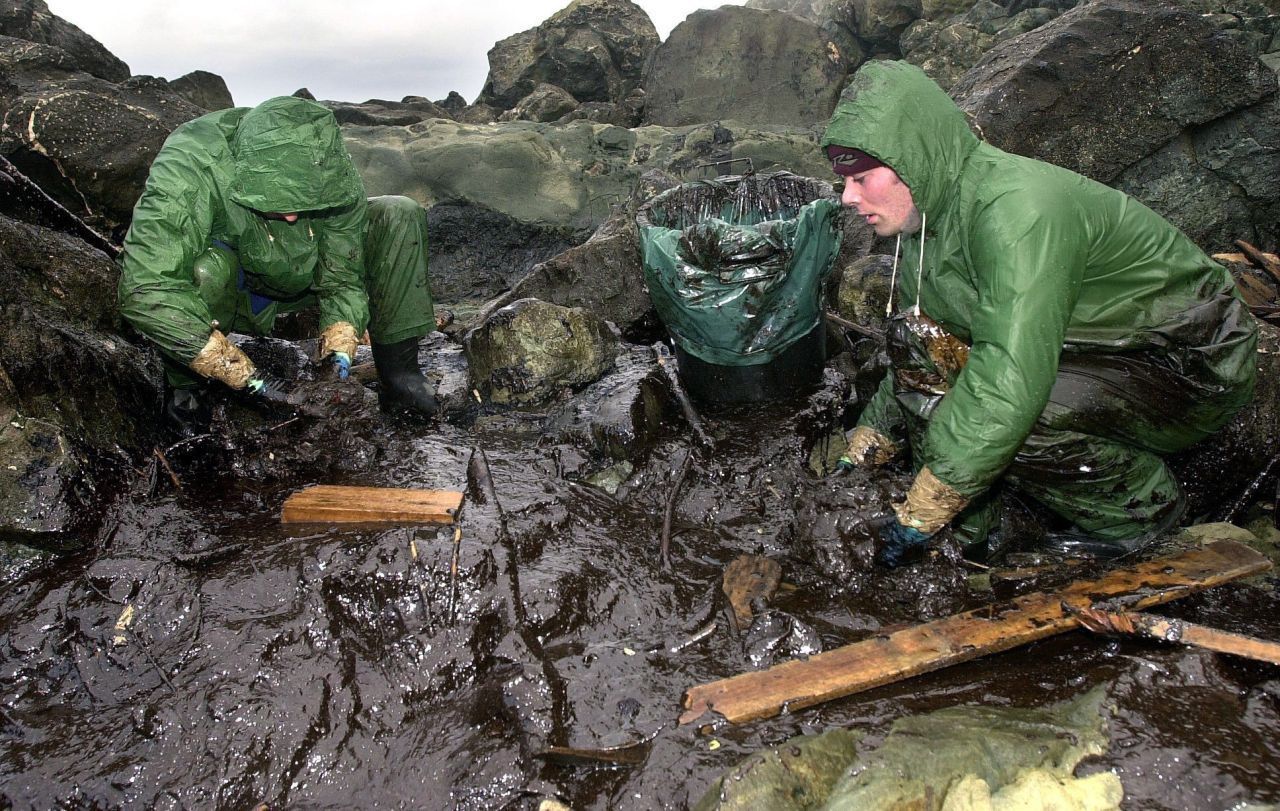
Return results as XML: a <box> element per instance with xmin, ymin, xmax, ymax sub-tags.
<box><xmin>822</xmin><ymin>61</ymin><xmax>1257</xmax><ymax>500</ymax></box>
<box><xmin>118</xmin><ymin>96</ymin><xmax>368</xmax><ymax>364</ymax></box>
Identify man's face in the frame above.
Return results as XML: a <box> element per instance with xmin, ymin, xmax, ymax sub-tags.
<box><xmin>840</xmin><ymin>166</ymin><xmax>921</xmax><ymax>237</ymax></box>
<box><xmin>261</xmin><ymin>212</ymin><xmax>299</xmax><ymax>224</ymax></box>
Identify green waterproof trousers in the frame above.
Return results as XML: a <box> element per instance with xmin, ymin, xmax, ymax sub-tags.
<box><xmin>883</xmin><ymin>313</ymin><xmax>1241</xmax><ymax>553</ymax></box>
<box><xmin>167</xmin><ymin>195</ymin><xmax>435</xmax><ymax>388</ymax></box>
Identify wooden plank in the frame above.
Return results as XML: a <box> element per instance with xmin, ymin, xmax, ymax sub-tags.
<box><xmin>281</xmin><ymin>485</ymin><xmax>463</xmax><ymax>525</ymax></box>
<box><xmin>680</xmin><ymin>540</ymin><xmax>1270</xmax><ymax>725</ymax></box>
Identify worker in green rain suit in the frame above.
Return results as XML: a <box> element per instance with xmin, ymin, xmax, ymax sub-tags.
<box><xmin>823</xmin><ymin>61</ymin><xmax>1258</xmax><ymax>565</ymax></box>
<box><xmin>118</xmin><ymin>96</ymin><xmax>438</xmax><ymax>434</ymax></box>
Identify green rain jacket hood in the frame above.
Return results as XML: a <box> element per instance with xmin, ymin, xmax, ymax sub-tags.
<box><xmin>119</xmin><ymin>96</ymin><xmax>370</xmax><ymax>365</ymax></box>
<box><xmin>822</xmin><ymin>61</ymin><xmax>1257</xmax><ymax>500</ymax></box>
<box><xmin>229</xmin><ymin>96</ymin><xmax>364</xmax><ymax>214</ymax></box>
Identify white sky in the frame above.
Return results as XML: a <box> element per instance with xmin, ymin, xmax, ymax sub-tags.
<box><xmin>44</xmin><ymin>1</ymin><xmax>743</xmax><ymax>107</ymax></box>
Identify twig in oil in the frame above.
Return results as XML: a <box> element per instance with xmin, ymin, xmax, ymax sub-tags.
<box><xmin>660</xmin><ymin>450</ymin><xmax>694</xmax><ymax>571</ymax></box>
<box><xmin>447</xmin><ymin>526</ymin><xmax>462</xmax><ymax>624</ymax></box>
<box><xmin>152</xmin><ymin>448</ymin><xmax>181</xmax><ymax>490</ymax></box>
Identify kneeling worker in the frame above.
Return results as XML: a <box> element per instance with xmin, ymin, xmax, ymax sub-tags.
<box><xmin>825</xmin><ymin>61</ymin><xmax>1258</xmax><ymax>564</ymax></box>
<box><xmin>119</xmin><ymin>95</ymin><xmax>438</xmax><ymax>433</ymax></box>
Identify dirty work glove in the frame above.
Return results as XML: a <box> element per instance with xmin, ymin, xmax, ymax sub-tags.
<box><xmin>868</xmin><ymin>514</ymin><xmax>932</xmax><ymax>568</ymax></box>
<box><xmin>834</xmin><ymin>455</ymin><xmax>857</xmax><ymax>474</ymax></box>
<box><xmin>246</xmin><ymin>372</ymin><xmax>295</xmax><ymax>405</ymax></box>
<box><xmin>330</xmin><ymin>351</ymin><xmax>351</xmax><ymax>381</ymax></box>
<box><xmin>832</xmin><ymin>426</ymin><xmax>898</xmax><ymax>475</ymax></box>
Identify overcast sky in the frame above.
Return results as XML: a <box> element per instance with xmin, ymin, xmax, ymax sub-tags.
<box><xmin>43</xmin><ymin>1</ymin><xmax>742</xmax><ymax>107</ymax></box>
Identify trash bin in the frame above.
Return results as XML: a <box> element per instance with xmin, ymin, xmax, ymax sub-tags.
<box><xmin>637</xmin><ymin>171</ymin><xmax>842</xmax><ymax>404</ymax></box>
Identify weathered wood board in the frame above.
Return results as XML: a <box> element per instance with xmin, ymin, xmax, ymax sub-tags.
<box><xmin>281</xmin><ymin>485</ymin><xmax>463</xmax><ymax>525</ymax></box>
<box><xmin>681</xmin><ymin>539</ymin><xmax>1271</xmax><ymax>725</ymax></box>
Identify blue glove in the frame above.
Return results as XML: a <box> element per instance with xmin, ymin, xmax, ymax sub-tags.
<box><xmin>246</xmin><ymin>373</ymin><xmax>295</xmax><ymax>405</ymax></box>
<box><xmin>331</xmin><ymin>351</ymin><xmax>351</xmax><ymax>381</ymax></box>
<box><xmin>869</xmin><ymin>515</ymin><xmax>931</xmax><ymax>568</ymax></box>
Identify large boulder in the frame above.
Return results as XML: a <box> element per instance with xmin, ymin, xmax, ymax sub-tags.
<box><xmin>0</xmin><ymin>212</ymin><xmax>163</xmax><ymax>550</ymax></box>
<box><xmin>643</xmin><ymin>6</ymin><xmax>857</xmax><ymax>127</ymax></box>
<box><xmin>167</xmin><ymin>69</ymin><xmax>234</xmax><ymax>111</ymax></box>
<box><xmin>476</xmin><ymin>0</ymin><xmax>659</xmax><ymax>112</ymax></box>
<box><xmin>472</xmin><ymin>209</ymin><xmax>651</xmax><ymax>337</ymax></box>
<box><xmin>951</xmin><ymin>0</ymin><xmax>1277</xmax><ymax>185</ymax></box>
<box><xmin>1116</xmin><ymin>93</ymin><xmax>1280</xmax><ymax>252</ymax></box>
<box><xmin>463</xmin><ymin>298</ymin><xmax>621</xmax><ymax>406</ymax></box>
<box><xmin>902</xmin><ymin>2</ymin><xmax>1062</xmax><ymax>89</ymax></box>
<box><xmin>324</xmin><ymin>97</ymin><xmax>453</xmax><ymax>126</ymax></box>
<box><xmin>1</xmin><ymin>74</ymin><xmax>204</xmax><ymax>230</ymax></box>
<box><xmin>0</xmin><ymin>0</ymin><xmax>128</xmax><ymax>82</ymax></box>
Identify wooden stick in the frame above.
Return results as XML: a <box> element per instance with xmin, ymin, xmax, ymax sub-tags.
<box><xmin>447</xmin><ymin>526</ymin><xmax>462</xmax><ymax>624</ymax></box>
<box><xmin>659</xmin><ymin>449</ymin><xmax>694</xmax><ymax>571</ymax></box>
<box><xmin>1070</xmin><ymin>606</ymin><xmax>1280</xmax><ymax>665</ymax></box>
<box><xmin>152</xmin><ymin>448</ymin><xmax>182</xmax><ymax>490</ymax></box>
<box><xmin>652</xmin><ymin>342</ymin><xmax>714</xmax><ymax>449</ymax></box>
<box><xmin>824</xmin><ymin>309</ymin><xmax>884</xmax><ymax>340</ymax></box>
<box><xmin>679</xmin><ymin>539</ymin><xmax>1271</xmax><ymax>725</ymax></box>
<box><xmin>1222</xmin><ymin>452</ymin><xmax>1280</xmax><ymax>524</ymax></box>
<box><xmin>0</xmin><ymin>154</ymin><xmax>120</xmax><ymax>258</ymax></box>
<box><xmin>1235</xmin><ymin>239</ymin><xmax>1280</xmax><ymax>286</ymax></box>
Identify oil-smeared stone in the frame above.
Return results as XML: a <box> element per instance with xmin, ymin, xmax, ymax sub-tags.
<box><xmin>544</xmin><ymin>345</ymin><xmax>672</xmax><ymax>463</ymax></box>
<box><xmin>464</xmin><ymin>298</ymin><xmax>621</xmax><ymax>406</ymax></box>
<box><xmin>0</xmin><ymin>409</ymin><xmax>90</xmax><ymax>549</ymax></box>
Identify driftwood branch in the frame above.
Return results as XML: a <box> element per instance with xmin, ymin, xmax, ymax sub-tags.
<box><xmin>659</xmin><ymin>449</ymin><xmax>694</xmax><ymax>572</ymax></box>
<box><xmin>1235</xmin><ymin>239</ymin><xmax>1280</xmax><ymax>286</ymax></box>
<box><xmin>1070</xmin><ymin>605</ymin><xmax>1280</xmax><ymax>665</ymax></box>
<box><xmin>824</xmin><ymin>309</ymin><xmax>884</xmax><ymax>340</ymax></box>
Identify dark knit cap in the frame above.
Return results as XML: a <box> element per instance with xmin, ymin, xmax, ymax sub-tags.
<box><xmin>826</xmin><ymin>144</ymin><xmax>886</xmax><ymax>177</ymax></box>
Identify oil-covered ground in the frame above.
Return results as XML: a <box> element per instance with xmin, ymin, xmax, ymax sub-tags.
<box><xmin>0</xmin><ymin>377</ymin><xmax>1277</xmax><ymax>809</ymax></box>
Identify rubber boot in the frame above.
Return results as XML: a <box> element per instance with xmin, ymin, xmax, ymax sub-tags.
<box><xmin>371</xmin><ymin>337</ymin><xmax>439</xmax><ymax>419</ymax></box>
<box><xmin>164</xmin><ymin>386</ymin><xmax>211</xmax><ymax>438</ymax></box>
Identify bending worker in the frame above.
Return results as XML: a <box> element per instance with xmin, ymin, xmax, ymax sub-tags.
<box><xmin>119</xmin><ymin>96</ymin><xmax>438</xmax><ymax>434</ymax></box>
<box><xmin>825</xmin><ymin>61</ymin><xmax>1257</xmax><ymax>564</ymax></box>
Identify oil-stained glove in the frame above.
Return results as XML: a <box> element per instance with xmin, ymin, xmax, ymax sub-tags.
<box><xmin>246</xmin><ymin>373</ymin><xmax>295</xmax><ymax>405</ymax></box>
<box><xmin>330</xmin><ymin>351</ymin><xmax>351</xmax><ymax>381</ymax></box>
<box><xmin>867</xmin><ymin>514</ymin><xmax>932</xmax><ymax>568</ymax></box>
<box><xmin>832</xmin><ymin>426</ymin><xmax>898</xmax><ymax>476</ymax></box>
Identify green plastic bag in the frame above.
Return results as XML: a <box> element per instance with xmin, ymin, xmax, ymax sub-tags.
<box><xmin>638</xmin><ymin>172</ymin><xmax>842</xmax><ymax>367</ymax></box>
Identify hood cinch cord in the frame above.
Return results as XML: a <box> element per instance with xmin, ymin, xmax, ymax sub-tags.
<box><xmin>884</xmin><ymin>210</ymin><xmax>927</xmax><ymax>317</ymax></box>
<box><xmin>913</xmin><ymin>211</ymin><xmax>927</xmax><ymax>316</ymax></box>
<box><xmin>886</xmin><ymin>234</ymin><xmax>901</xmax><ymax>317</ymax></box>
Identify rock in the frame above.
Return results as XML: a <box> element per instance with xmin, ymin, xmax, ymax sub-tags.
<box><xmin>643</xmin><ymin>6</ymin><xmax>856</xmax><ymax>127</ymax></box>
<box><xmin>434</xmin><ymin>91</ymin><xmax>467</xmax><ymax>115</ymax></box>
<box><xmin>0</xmin><ymin>0</ymin><xmax>129</xmax><ymax>82</ymax></box>
<box><xmin>477</xmin><ymin>0</ymin><xmax>659</xmax><ymax>111</ymax></box>
<box><xmin>474</xmin><ymin>208</ymin><xmax>651</xmax><ymax>337</ymax></box>
<box><xmin>464</xmin><ymin>298</ymin><xmax>621</xmax><ymax>406</ymax></box>
<box><xmin>1173</xmin><ymin>321</ymin><xmax>1280</xmax><ymax>522</ymax></box>
<box><xmin>0</xmin><ymin>408</ymin><xmax>90</xmax><ymax>549</ymax></box>
<box><xmin>901</xmin><ymin>18</ymin><xmax>997</xmax><ymax>89</ymax></box>
<box><xmin>292</xmin><ymin>87</ymin><xmax>316</xmax><ymax>100</ymax></box>
<box><xmin>425</xmin><ymin>202</ymin><xmax>581</xmax><ymax>305</ymax></box>
<box><xmin>167</xmin><ymin>69</ymin><xmax>233</xmax><ymax>111</ymax></box>
<box><xmin>849</xmin><ymin>0</ymin><xmax>922</xmax><ymax>51</ymax></box>
<box><xmin>324</xmin><ymin>97</ymin><xmax>452</xmax><ymax>126</ymax></box>
<box><xmin>544</xmin><ymin>345</ymin><xmax>673</xmax><ymax>462</ymax></box>
<box><xmin>499</xmin><ymin>83</ymin><xmax>580</xmax><ymax>123</ymax></box>
<box><xmin>0</xmin><ymin>70</ymin><xmax>204</xmax><ymax>230</ymax></box>
<box><xmin>0</xmin><ymin>214</ymin><xmax>162</xmax><ymax>456</ymax></box>
<box><xmin>951</xmin><ymin>0</ymin><xmax>1278</xmax><ymax>185</ymax></box>
<box><xmin>1116</xmin><ymin>93</ymin><xmax>1280</xmax><ymax>252</ymax></box>
<box><xmin>835</xmin><ymin>253</ymin><xmax>894</xmax><ymax>334</ymax></box>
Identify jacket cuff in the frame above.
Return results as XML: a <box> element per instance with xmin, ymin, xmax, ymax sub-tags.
<box><xmin>189</xmin><ymin>330</ymin><xmax>256</xmax><ymax>389</ymax></box>
<box><xmin>845</xmin><ymin>425</ymin><xmax>898</xmax><ymax>467</ymax></box>
<box><xmin>320</xmin><ymin>321</ymin><xmax>359</xmax><ymax>360</ymax></box>
<box><xmin>893</xmin><ymin>466</ymin><xmax>969</xmax><ymax>535</ymax></box>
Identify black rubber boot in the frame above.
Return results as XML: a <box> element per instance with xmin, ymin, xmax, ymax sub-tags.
<box><xmin>371</xmin><ymin>337</ymin><xmax>439</xmax><ymax>419</ymax></box>
<box><xmin>164</xmin><ymin>386</ymin><xmax>211</xmax><ymax>438</ymax></box>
